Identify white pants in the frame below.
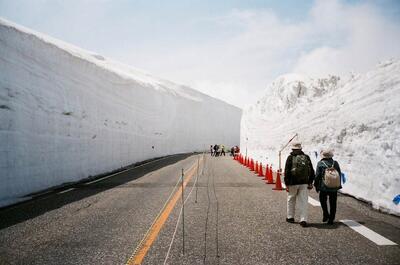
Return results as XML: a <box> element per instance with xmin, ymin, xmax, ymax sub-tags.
<box><xmin>287</xmin><ymin>184</ymin><xmax>309</xmax><ymax>222</ymax></box>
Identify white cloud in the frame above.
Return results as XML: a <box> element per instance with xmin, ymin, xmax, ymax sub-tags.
<box><xmin>134</xmin><ymin>0</ymin><xmax>400</xmax><ymax>108</ymax></box>
<box><xmin>293</xmin><ymin>0</ymin><xmax>400</xmax><ymax>77</ymax></box>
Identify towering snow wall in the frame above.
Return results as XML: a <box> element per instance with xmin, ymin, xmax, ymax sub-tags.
<box><xmin>241</xmin><ymin>61</ymin><xmax>400</xmax><ymax>215</ymax></box>
<box><xmin>0</xmin><ymin>19</ymin><xmax>241</xmax><ymax>206</ymax></box>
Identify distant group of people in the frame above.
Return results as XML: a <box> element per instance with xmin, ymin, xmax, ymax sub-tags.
<box><xmin>284</xmin><ymin>142</ymin><xmax>341</xmax><ymax>227</ymax></box>
<box><xmin>210</xmin><ymin>144</ymin><xmax>225</xmax><ymax>156</ymax></box>
<box><xmin>210</xmin><ymin>145</ymin><xmax>240</xmax><ymax>157</ymax></box>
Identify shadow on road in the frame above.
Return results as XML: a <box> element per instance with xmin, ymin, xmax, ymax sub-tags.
<box><xmin>0</xmin><ymin>153</ymin><xmax>192</xmax><ymax>230</ymax></box>
<box><xmin>307</xmin><ymin>222</ymin><xmax>345</xmax><ymax>229</ymax></box>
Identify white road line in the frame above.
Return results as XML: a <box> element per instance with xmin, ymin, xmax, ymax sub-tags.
<box><xmin>340</xmin><ymin>219</ymin><xmax>397</xmax><ymax>246</ymax></box>
<box><xmin>58</xmin><ymin>188</ymin><xmax>75</xmax><ymax>194</ymax></box>
<box><xmin>84</xmin><ymin>155</ymin><xmax>177</xmax><ymax>185</ymax></box>
<box><xmin>85</xmin><ymin>168</ymin><xmax>132</xmax><ymax>185</ymax></box>
<box><xmin>308</xmin><ymin>196</ymin><xmax>321</xmax><ymax>207</ymax></box>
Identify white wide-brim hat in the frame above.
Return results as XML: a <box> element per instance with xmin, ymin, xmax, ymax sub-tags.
<box><xmin>291</xmin><ymin>142</ymin><xmax>302</xmax><ymax>150</ymax></box>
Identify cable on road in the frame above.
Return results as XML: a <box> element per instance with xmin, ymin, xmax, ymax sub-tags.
<box><xmin>127</xmin><ymin>169</ymin><xmax>184</xmax><ymax>263</ymax></box>
<box><xmin>202</xmin><ymin>155</ymin><xmax>220</xmax><ymax>264</ymax></box>
<box><xmin>163</xmin><ymin>154</ymin><xmax>203</xmax><ymax>265</ymax></box>
<box><xmin>203</xmin><ymin>155</ymin><xmax>212</xmax><ymax>265</ymax></box>
<box><xmin>211</xmin><ymin>159</ymin><xmax>220</xmax><ymax>261</ymax></box>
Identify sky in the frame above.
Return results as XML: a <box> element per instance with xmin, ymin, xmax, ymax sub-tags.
<box><xmin>1</xmin><ymin>0</ymin><xmax>400</xmax><ymax>108</ymax></box>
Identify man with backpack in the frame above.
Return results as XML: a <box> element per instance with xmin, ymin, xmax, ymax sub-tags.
<box><xmin>284</xmin><ymin>142</ymin><xmax>315</xmax><ymax>227</ymax></box>
<box><xmin>213</xmin><ymin>144</ymin><xmax>219</xmax><ymax>157</ymax></box>
<box><xmin>314</xmin><ymin>149</ymin><xmax>342</xmax><ymax>225</ymax></box>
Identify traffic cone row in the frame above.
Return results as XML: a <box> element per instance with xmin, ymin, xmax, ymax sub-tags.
<box><xmin>235</xmin><ymin>153</ymin><xmax>284</xmax><ymax>191</ymax></box>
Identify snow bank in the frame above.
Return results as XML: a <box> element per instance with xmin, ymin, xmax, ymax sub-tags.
<box><xmin>241</xmin><ymin>61</ymin><xmax>400</xmax><ymax>215</ymax></box>
<box><xmin>0</xmin><ymin>18</ymin><xmax>241</xmax><ymax>207</ymax></box>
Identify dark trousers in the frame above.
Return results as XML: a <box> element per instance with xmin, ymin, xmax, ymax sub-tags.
<box><xmin>319</xmin><ymin>191</ymin><xmax>337</xmax><ymax>221</ymax></box>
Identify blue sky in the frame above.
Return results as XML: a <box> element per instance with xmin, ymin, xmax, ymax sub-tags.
<box><xmin>1</xmin><ymin>0</ymin><xmax>400</xmax><ymax>107</ymax></box>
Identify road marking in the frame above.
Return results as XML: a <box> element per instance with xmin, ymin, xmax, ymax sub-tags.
<box><xmin>85</xmin><ymin>155</ymin><xmax>177</xmax><ymax>185</ymax></box>
<box><xmin>340</xmin><ymin>219</ymin><xmax>397</xmax><ymax>246</ymax></box>
<box><xmin>126</xmin><ymin>159</ymin><xmax>201</xmax><ymax>265</ymax></box>
<box><xmin>58</xmin><ymin>188</ymin><xmax>75</xmax><ymax>194</ymax></box>
<box><xmin>163</xmin><ymin>158</ymin><xmax>201</xmax><ymax>265</ymax></box>
<box><xmin>85</xmin><ymin>168</ymin><xmax>132</xmax><ymax>185</ymax></box>
<box><xmin>308</xmin><ymin>196</ymin><xmax>320</xmax><ymax>207</ymax></box>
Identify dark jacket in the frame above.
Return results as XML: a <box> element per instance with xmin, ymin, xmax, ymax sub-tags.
<box><xmin>314</xmin><ymin>158</ymin><xmax>342</xmax><ymax>192</ymax></box>
<box><xmin>284</xmin><ymin>150</ymin><xmax>315</xmax><ymax>186</ymax></box>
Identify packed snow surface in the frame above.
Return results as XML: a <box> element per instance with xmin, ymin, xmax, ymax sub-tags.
<box><xmin>241</xmin><ymin>61</ymin><xmax>400</xmax><ymax>215</ymax></box>
<box><xmin>0</xmin><ymin>18</ymin><xmax>241</xmax><ymax>207</ymax></box>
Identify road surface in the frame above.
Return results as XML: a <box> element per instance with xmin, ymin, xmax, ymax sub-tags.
<box><xmin>0</xmin><ymin>154</ymin><xmax>399</xmax><ymax>264</ymax></box>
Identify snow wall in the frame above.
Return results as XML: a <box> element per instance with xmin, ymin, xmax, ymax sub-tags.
<box><xmin>0</xmin><ymin>19</ymin><xmax>241</xmax><ymax>207</ymax></box>
<box><xmin>241</xmin><ymin>61</ymin><xmax>400</xmax><ymax>215</ymax></box>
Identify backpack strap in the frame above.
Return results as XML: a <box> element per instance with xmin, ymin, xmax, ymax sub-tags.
<box><xmin>321</xmin><ymin>160</ymin><xmax>333</xmax><ymax>168</ymax></box>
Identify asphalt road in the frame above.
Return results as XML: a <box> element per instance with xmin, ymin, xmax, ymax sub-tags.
<box><xmin>0</xmin><ymin>154</ymin><xmax>399</xmax><ymax>265</ymax></box>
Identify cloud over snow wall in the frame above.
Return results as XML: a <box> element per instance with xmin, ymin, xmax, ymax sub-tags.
<box><xmin>0</xmin><ymin>19</ymin><xmax>241</xmax><ymax>206</ymax></box>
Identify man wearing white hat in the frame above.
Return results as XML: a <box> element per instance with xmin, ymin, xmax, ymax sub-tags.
<box><xmin>284</xmin><ymin>142</ymin><xmax>315</xmax><ymax>227</ymax></box>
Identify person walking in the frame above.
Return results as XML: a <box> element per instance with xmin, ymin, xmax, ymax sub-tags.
<box><xmin>314</xmin><ymin>149</ymin><xmax>342</xmax><ymax>225</ymax></box>
<box><xmin>230</xmin><ymin>147</ymin><xmax>235</xmax><ymax>156</ymax></box>
<box><xmin>284</xmin><ymin>142</ymin><xmax>315</xmax><ymax>227</ymax></box>
<box><xmin>214</xmin><ymin>144</ymin><xmax>219</xmax><ymax>157</ymax></box>
<box><xmin>210</xmin><ymin>145</ymin><xmax>214</xmax><ymax>156</ymax></box>
<box><xmin>221</xmin><ymin>144</ymin><xmax>226</xmax><ymax>156</ymax></box>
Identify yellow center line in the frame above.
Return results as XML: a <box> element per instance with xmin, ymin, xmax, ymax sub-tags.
<box><xmin>126</xmin><ymin>158</ymin><xmax>202</xmax><ymax>265</ymax></box>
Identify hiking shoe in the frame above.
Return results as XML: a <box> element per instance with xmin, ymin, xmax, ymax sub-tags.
<box><xmin>286</xmin><ymin>218</ymin><xmax>295</xmax><ymax>223</ymax></box>
<box><xmin>300</xmin><ymin>221</ymin><xmax>307</xmax><ymax>227</ymax></box>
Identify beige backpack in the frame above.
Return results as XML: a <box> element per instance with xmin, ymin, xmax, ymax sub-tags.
<box><xmin>322</xmin><ymin>161</ymin><xmax>341</xmax><ymax>188</ymax></box>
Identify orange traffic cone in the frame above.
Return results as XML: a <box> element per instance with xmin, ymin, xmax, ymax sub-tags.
<box><xmin>258</xmin><ymin>163</ymin><xmax>264</xmax><ymax>177</ymax></box>
<box><xmin>255</xmin><ymin>161</ymin><xmax>259</xmax><ymax>174</ymax></box>
<box><xmin>273</xmin><ymin>169</ymin><xmax>284</xmax><ymax>191</ymax></box>
<box><xmin>263</xmin><ymin>164</ymin><xmax>268</xmax><ymax>180</ymax></box>
<box><xmin>250</xmin><ymin>159</ymin><xmax>255</xmax><ymax>171</ymax></box>
<box><xmin>266</xmin><ymin>165</ymin><xmax>275</xmax><ymax>184</ymax></box>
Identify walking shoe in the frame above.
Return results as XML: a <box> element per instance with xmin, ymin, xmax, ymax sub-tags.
<box><xmin>300</xmin><ymin>221</ymin><xmax>307</xmax><ymax>227</ymax></box>
<box><xmin>323</xmin><ymin>215</ymin><xmax>329</xmax><ymax>222</ymax></box>
<box><xmin>286</xmin><ymin>218</ymin><xmax>295</xmax><ymax>223</ymax></box>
